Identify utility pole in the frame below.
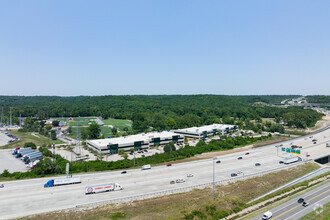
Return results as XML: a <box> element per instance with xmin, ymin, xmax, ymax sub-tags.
<box><xmin>10</xmin><ymin>107</ymin><xmax>12</xmax><ymax>128</ymax></box>
<box><xmin>1</xmin><ymin>107</ymin><xmax>3</xmax><ymax>126</ymax></box>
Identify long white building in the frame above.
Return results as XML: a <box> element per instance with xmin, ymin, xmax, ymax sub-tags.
<box><xmin>86</xmin><ymin>131</ymin><xmax>183</xmax><ymax>154</ymax></box>
<box><xmin>173</xmin><ymin>124</ymin><xmax>237</xmax><ymax>139</ymax></box>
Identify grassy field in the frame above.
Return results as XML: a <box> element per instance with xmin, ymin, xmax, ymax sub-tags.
<box><xmin>0</xmin><ymin>130</ymin><xmax>64</xmax><ymax>149</ymax></box>
<box><xmin>300</xmin><ymin>202</ymin><xmax>330</xmax><ymax>220</ymax></box>
<box><xmin>103</xmin><ymin>119</ymin><xmax>132</xmax><ymax>131</ymax></box>
<box><xmin>22</xmin><ymin>163</ymin><xmax>320</xmax><ymax>220</ymax></box>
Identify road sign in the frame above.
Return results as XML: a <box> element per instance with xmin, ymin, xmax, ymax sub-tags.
<box><xmin>296</xmin><ymin>150</ymin><xmax>301</xmax><ymax>155</ymax></box>
<box><xmin>282</xmin><ymin>147</ymin><xmax>285</xmax><ymax>151</ymax></box>
<box><xmin>291</xmin><ymin>149</ymin><xmax>296</xmax><ymax>153</ymax></box>
<box><xmin>286</xmin><ymin>148</ymin><xmax>290</xmax><ymax>153</ymax></box>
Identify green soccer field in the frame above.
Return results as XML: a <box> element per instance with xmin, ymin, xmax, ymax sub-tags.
<box><xmin>102</xmin><ymin>119</ymin><xmax>132</xmax><ymax>131</ymax></box>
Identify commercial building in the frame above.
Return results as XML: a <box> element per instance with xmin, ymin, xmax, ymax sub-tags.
<box><xmin>174</xmin><ymin>124</ymin><xmax>237</xmax><ymax>139</ymax></box>
<box><xmin>86</xmin><ymin>131</ymin><xmax>183</xmax><ymax>154</ymax></box>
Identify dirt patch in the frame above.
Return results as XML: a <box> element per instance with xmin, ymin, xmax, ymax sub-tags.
<box><xmin>252</xmin><ymin>136</ymin><xmax>292</xmax><ymax>148</ymax></box>
<box><xmin>305</xmin><ymin>114</ymin><xmax>330</xmax><ymax>132</ymax></box>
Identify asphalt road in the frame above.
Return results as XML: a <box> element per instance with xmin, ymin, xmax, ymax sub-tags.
<box><xmin>250</xmin><ymin>182</ymin><xmax>330</xmax><ymax>220</ymax></box>
<box><xmin>0</xmin><ymin>128</ymin><xmax>329</xmax><ymax>219</ymax></box>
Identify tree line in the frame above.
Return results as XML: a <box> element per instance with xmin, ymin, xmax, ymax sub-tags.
<box><xmin>0</xmin><ymin>95</ymin><xmax>323</xmax><ymax>133</ymax></box>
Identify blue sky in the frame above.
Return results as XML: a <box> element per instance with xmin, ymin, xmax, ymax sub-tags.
<box><xmin>0</xmin><ymin>0</ymin><xmax>329</xmax><ymax>96</ymax></box>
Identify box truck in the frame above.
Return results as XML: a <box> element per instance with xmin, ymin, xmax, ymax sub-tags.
<box><xmin>141</xmin><ymin>164</ymin><xmax>151</xmax><ymax>170</ymax></box>
<box><xmin>85</xmin><ymin>183</ymin><xmax>123</xmax><ymax>194</ymax></box>
<box><xmin>44</xmin><ymin>177</ymin><xmax>81</xmax><ymax>187</ymax></box>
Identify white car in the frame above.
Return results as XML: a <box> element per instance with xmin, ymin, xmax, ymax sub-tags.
<box><xmin>176</xmin><ymin>179</ymin><xmax>186</xmax><ymax>183</ymax></box>
<box><xmin>187</xmin><ymin>174</ymin><xmax>194</xmax><ymax>177</ymax></box>
<box><xmin>262</xmin><ymin>211</ymin><xmax>272</xmax><ymax>219</ymax></box>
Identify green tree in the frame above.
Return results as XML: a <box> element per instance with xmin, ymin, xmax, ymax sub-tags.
<box><xmin>24</xmin><ymin>142</ymin><xmax>37</xmax><ymax>149</ymax></box>
<box><xmin>45</xmin><ymin>125</ymin><xmax>52</xmax><ymax>131</ymax></box>
<box><xmin>122</xmin><ymin>153</ymin><xmax>128</xmax><ymax>160</ymax></box>
<box><xmin>88</xmin><ymin>122</ymin><xmax>101</xmax><ymax>139</ymax></box>
<box><xmin>67</xmin><ymin>126</ymin><xmax>72</xmax><ymax>134</ymax></box>
<box><xmin>112</xmin><ymin>127</ymin><xmax>118</xmax><ymax>135</ymax></box>
<box><xmin>164</xmin><ymin>142</ymin><xmax>176</xmax><ymax>154</ymax></box>
<box><xmin>80</xmin><ymin>127</ymin><xmax>88</xmax><ymax>140</ymax></box>
<box><xmin>52</xmin><ymin>120</ymin><xmax>60</xmax><ymax>127</ymax></box>
<box><xmin>50</xmin><ymin>130</ymin><xmax>57</xmax><ymax>140</ymax></box>
<box><xmin>118</xmin><ymin>149</ymin><xmax>125</xmax><ymax>155</ymax></box>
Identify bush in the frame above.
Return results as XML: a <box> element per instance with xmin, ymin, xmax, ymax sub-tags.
<box><xmin>213</xmin><ymin>210</ymin><xmax>229</xmax><ymax>219</ymax></box>
<box><xmin>24</xmin><ymin>142</ymin><xmax>37</xmax><ymax>149</ymax></box>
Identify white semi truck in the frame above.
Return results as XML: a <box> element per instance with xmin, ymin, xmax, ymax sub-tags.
<box><xmin>44</xmin><ymin>177</ymin><xmax>81</xmax><ymax>187</ymax></box>
<box><xmin>280</xmin><ymin>156</ymin><xmax>301</xmax><ymax>164</ymax></box>
<box><xmin>85</xmin><ymin>183</ymin><xmax>123</xmax><ymax>194</ymax></box>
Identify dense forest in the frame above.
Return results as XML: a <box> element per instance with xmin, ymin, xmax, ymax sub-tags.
<box><xmin>305</xmin><ymin>95</ymin><xmax>330</xmax><ymax>104</ymax></box>
<box><xmin>230</xmin><ymin>95</ymin><xmax>300</xmax><ymax>104</ymax></box>
<box><xmin>0</xmin><ymin>95</ymin><xmax>324</xmax><ymax>132</ymax></box>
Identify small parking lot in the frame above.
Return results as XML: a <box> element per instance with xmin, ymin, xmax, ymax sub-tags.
<box><xmin>0</xmin><ymin>149</ymin><xmax>29</xmax><ymax>173</ymax></box>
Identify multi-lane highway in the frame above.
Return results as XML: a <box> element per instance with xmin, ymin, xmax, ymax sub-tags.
<box><xmin>0</xmin><ymin>127</ymin><xmax>329</xmax><ymax>219</ymax></box>
<box><xmin>251</xmin><ymin>182</ymin><xmax>330</xmax><ymax>220</ymax></box>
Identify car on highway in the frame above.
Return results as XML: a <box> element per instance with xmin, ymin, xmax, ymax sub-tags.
<box><xmin>262</xmin><ymin>211</ymin><xmax>272</xmax><ymax>219</ymax></box>
<box><xmin>141</xmin><ymin>155</ymin><xmax>145</xmax><ymax>157</ymax></box>
<box><xmin>297</xmin><ymin>198</ymin><xmax>304</xmax><ymax>203</ymax></box>
<box><xmin>121</xmin><ymin>171</ymin><xmax>127</xmax><ymax>174</ymax></box>
<box><xmin>245</xmin><ymin>152</ymin><xmax>250</xmax><ymax>155</ymax></box>
<box><xmin>0</xmin><ymin>183</ymin><xmax>4</xmax><ymax>188</ymax></box>
<box><xmin>187</xmin><ymin>174</ymin><xmax>194</xmax><ymax>177</ymax></box>
<box><xmin>302</xmin><ymin>201</ymin><xmax>309</xmax><ymax>207</ymax></box>
<box><xmin>170</xmin><ymin>180</ymin><xmax>175</xmax><ymax>184</ymax></box>
<box><xmin>216</xmin><ymin>160</ymin><xmax>221</xmax><ymax>163</ymax></box>
<box><xmin>255</xmin><ymin>163</ymin><xmax>261</xmax><ymax>166</ymax></box>
<box><xmin>167</xmin><ymin>164</ymin><xmax>172</xmax><ymax>167</ymax></box>
<box><xmin>231</xmin><ymin>173</ymin><xmax>237</xmax><ymax>177</ymax></box>
<box><xmin>313</xmin><ymin>141</ymin><xmax>317</xmax><ymax>144</ymax></box>
<box><xmin>237</xmin><ymin>157</ymin><xmax>243</xmax><ymax>160</ymax></box>
<box><xmin>176</xmin><ymin>179</ymin><xmax>185</xmax><ymax>183</ymax></box>
<box><xmin>144</xmin><ymin>149</ymin><xmax>148</xmax><ymax>152</ymax></box>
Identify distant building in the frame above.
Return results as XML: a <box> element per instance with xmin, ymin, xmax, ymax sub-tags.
<box><xmin>86</xmin><ymin>131</ymin><xmax>183</xmax><ymax>154</ymax></box>
<box><xmin>174</xmin><ymin>124</ymin><xmax>237</xmax><ymax>139</ymax></box>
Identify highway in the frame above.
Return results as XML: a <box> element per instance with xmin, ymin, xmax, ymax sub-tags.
<box><xmin>250</xmin><ymin>182</ymin><xmax>330</xmax><ymax>220</ymax></box>
<box><xmin>0</xmin><ymin>127</ymin><xmax>329</xmax><ymax>219</ymax></box>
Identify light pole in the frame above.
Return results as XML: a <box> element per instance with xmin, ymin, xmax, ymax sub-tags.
<box><xmin>213</xmin><ymin>157</ymin><xmax>217</xmax><ymax>200</ymax></box>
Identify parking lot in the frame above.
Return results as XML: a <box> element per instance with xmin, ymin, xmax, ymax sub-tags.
<box><xmin>0</xmin><ymin>149</ymin><xmax>29</xmax><ymax>173</ymax></box>
<box><xmin>0</xmin><ymin>131</ymin><xmax>19</xmax><ymax>147</ymax></box>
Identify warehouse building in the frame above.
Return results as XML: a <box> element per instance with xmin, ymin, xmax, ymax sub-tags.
<box><xmin>173</xmin><ymin>124</ymin><xmax>237</xmax><ymax>139</ymax></box>
<box><xmin>86</xmin><ymin>131</ymin><xmax>183</xmax><ymax>154</ymax></box>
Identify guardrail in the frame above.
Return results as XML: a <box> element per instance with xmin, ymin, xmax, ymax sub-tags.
<box><xmin>75</xmin><ymin>162</ymin><xmax>304</xmax><ymax>208</ymax></box>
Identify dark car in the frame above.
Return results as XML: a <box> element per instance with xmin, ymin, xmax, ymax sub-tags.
<box><xmin>298</xmin><ymin>198</ymin><xmax>304</xmax><ymax>203</ymax></box>
<box><xmin>237</xmin><ymin>157</ymin><xmax>243</xmax><ymax>160</ymax></box>
<box><xmin>313</xmin><ymin>142</ymin><xmax>317</xmax><ymax>144</ymax></box>
<box><xmin>167</xmin><ymin>164</ymin><xmax>172</xmax><ymax>167</ymax></box>
<box><xmin>255</xmin><ymin>163</ymin><xmax>261</xmax><ymax>166</ymax></box>
<box><xmin>121</xmin><ymin>171</ymin><xmax>127</xmax><ymax>174</ymax></box>
<box><xmin>141</xmin><ymin>155</ymin><xmax>145</xmax><ymax>157</ymax></box>
<box><xmin>144</xmin><ymin>149</ymin><xmax>148</xmax><ymax>152</ymax></box>
<box><xmin>216</xmin><ymin>160</ymin><xmax>221</xmax><ymax>164</ymax></box>
<box><xmin>245</xmin><ymin>152</ymin><xmax>250</xmax><ymax>155</ymax></box>
<box><xmin>231</xmin><ymin>173</ymin><xmax>237</xmax><ymax>177</ymax></box>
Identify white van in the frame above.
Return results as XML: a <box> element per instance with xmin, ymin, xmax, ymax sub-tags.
<box><xmin>141</xmin><ymin>164</ymin><xmax>151</xmax><ymax>170</ymax></box>
<box><xmin>262</xmin><ymin>211</ymin><xmax>272</xmax><ymax>219</ymax></box>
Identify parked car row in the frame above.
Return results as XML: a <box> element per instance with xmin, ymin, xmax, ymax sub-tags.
<box><xmin>1</xmin><ymin>130</ymin><xmax>19</xmax><ymax>143</ymax></box>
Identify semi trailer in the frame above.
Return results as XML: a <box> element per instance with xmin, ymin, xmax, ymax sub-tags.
<box><xmin>85</xmin><ymin>183</ymin><xmax>123</xmax><ymax>194</ymax></box>
<box><xmin>280</xmin><ymin>156</ymin><xmax>301</xmax><ymax>164</ymax></box>
<box><xmin>15</xmin><ymin>149</ymin><xmax>34</xmax><ymax>158</ymax></box>
<box><xmin>25</xmin><ymin>152</ymin><xmax>43</xmax><ymax>164</ymax></box>
<box><xmin>13</xmin><ymin>147</ymin><xmax>31</xmax><ymax>155</ymax></box>
<box><xmin>44</xmin><ymin>177</ymin><xmax>81</xmax><ymax>187</ymax></box>
<box><xmin>21</xmin><ymin>151</ymin><xmax>40</xmax><ymax>161</ymax></box>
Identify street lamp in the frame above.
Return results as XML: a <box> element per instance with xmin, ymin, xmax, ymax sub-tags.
<box><xmin>213</xmin><ymin>157</ymin><xmax>217</xmax><ymax>200</ymax></box>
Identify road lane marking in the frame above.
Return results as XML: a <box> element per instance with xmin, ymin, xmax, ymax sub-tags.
<box><xmin>273</xmin><ymin>189</ymin><xmax>330</xmax><ymax>219</ymax></box>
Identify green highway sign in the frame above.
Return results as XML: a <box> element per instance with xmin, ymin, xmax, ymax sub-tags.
<box><xmin>286</xmin><ymin>148</ymin><xmax>290</xmax><ymax>153</ymax></box>
<box><xmin>282</xmin><ymin>147</ymin><xmax>285</xmax><ymax>151</ymax></box>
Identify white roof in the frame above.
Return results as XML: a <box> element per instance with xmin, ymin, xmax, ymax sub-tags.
<box><xmin>174</xmin><ymin>124</ymin><xmax>235</xmax><ymax>134</ymax></box>
<box><xmin>87</xmin><ymin>131</ymin><xmax>181</xmax><ymax>148</ymax></box>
